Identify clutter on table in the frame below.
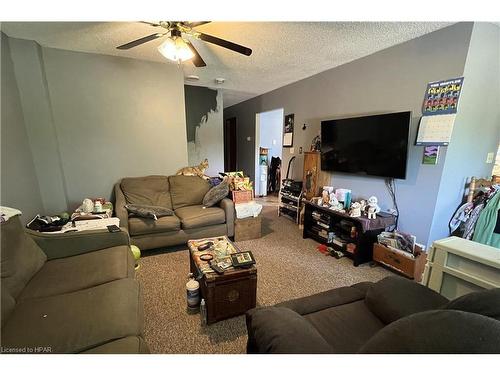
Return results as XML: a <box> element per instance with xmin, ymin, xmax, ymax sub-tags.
<box><xmin>72</xmin><ymin>198</ymin><xmax>113</xmax><ymax>220</ymax></box>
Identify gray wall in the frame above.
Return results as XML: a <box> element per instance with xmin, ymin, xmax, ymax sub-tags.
<box><xmin>225</xmin><ymin>23</ymin><xmax>474</xmax><ymax>246</ymax></box>
<box><xmin>1</xmin><ymin>34</ymin><xmax>44</xmax><ymax>222</ymax></box>
<box><xmin>3</xmin><ymin>34</ymin><xmax>188</xmax><ymax>212</ymax></box>
<box><xmin>428</xmin><ymin>23</ymin><xmax>500</xmax><ymax>242</ymax></box>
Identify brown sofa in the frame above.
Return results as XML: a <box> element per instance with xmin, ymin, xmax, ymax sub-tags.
<box><xmin>1</xmin><ymin>214</ymin><xmax>149</xmax><ymax>354</ymax></box>
<box><xmin>114</xmin><ymin>175</ymin><xmax>235</xmax><ymax>251</ymax></box>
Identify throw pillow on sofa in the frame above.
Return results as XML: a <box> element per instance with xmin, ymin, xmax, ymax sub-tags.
<box><xmin>202</xmin><ymin>178</ymin><xmax>229</xmax><ymax>207</ymax></box>
<box><xmin>125</xmin><ymin>204</ymin><xmax>174</xmax><ymax>221</ymax></box>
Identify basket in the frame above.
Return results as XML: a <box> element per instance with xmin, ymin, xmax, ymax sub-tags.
<box><xmin>232</xmin><ymin>189</ymin><xmax>254</xmax><ymax>204</ymax></box>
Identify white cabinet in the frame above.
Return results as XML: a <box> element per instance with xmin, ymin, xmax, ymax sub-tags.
<box><xmin>422</xmin><ymin>236</ymin><xmax>500</xmax><ymax>299</ymax></box>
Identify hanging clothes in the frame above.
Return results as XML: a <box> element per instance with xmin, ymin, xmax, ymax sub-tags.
<box><xmin>472</xmin><ymin>189</ymin><xmax>500</xmax><ymax>248</ymax></box>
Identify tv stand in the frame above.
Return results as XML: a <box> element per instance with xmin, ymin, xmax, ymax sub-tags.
<box><xmin>303</xmin><ymin>201</ymin><xmax>396</xmax><ymax>266</ymax></box>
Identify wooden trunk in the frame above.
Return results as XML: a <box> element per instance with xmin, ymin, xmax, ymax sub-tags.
<box><xmin>189</xmin><ymin>255</ymin><xmax>257</xmax><ymax>325</ymax></box>
<box><xmin>302</xmin><ymin>151</ymin><xmax>329</xmax><ymax>200</ymax></box>
<box><xmin>373</xmin><ymin>243</ymin><xmax>427</xmax><ymax>282</ymax></box>
<box><xmin>234</xmin><ymin>216</ymin><xmax>262</xmax><ymax>242</ymax></box>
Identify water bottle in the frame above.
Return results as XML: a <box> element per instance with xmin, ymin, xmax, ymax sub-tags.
<box><xmin>200</xmin><ymin>298</ymin><xmax>207</xmax><ymax>326</ymax></box>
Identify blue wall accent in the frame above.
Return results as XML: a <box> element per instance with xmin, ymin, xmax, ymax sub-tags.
<box><xmin>224</xmin><ymin>23</ymin><xmax>476</xmax><ymax>246</ymax></box>
<box><xmin>428</xmin><ymin>23</ymin><xmax>500</xmax><ymax>245</ymax></box>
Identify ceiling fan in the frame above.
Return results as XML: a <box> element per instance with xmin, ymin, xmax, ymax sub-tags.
<box><xmin>116</xmin><ymin>21</ymin><xmax>252</xmax><ymax>67</ymax></box>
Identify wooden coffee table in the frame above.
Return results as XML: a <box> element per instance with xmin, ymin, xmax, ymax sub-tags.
<box><xmin>188</xmin><ymin>236</ymin><xmax>257</xmax><ymax>325</ymax></box>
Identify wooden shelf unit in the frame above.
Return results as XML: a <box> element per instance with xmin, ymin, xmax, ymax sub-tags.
<box><xmin>303</xmin><ymin>201</ymin><xmax>395</xmax><ymax>266</ymax></box>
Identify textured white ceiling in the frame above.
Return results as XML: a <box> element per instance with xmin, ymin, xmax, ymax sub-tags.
<box><xmin>2</xmin><ymin>21</ymin><xmax>452</xmax><ymax>107</ymax></box>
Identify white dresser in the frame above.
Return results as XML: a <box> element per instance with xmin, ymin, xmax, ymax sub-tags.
<box><xmin>422</xmin><ymin>236</ymin><xmax>500</xmax><ymax>299</ymax></box>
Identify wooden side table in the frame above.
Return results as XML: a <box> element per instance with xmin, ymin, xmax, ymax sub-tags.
<box><xmin>234</xmin><ymin>216</ymin><xmax>262</xmax><ymax>242</ymax></box>
<box><xmin>188</xmin><ymin>237</ymin><xmax>257</xmax><ymax>324</ymax></box>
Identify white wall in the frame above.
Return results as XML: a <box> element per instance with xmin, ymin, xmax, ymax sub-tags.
<box><xmin>255</xmin><ymin>108</ymin><xmax>284</xmax><ymax>195</ymax></box>
<box><xmin>259</xmin><ymin>109</ymin><xmax>284</xmax><ymax>160</ymax></box>
<box><xmin>5</xmin><ymin>35</ymin><xmax>189</xmax><ymax>211</ymax></box>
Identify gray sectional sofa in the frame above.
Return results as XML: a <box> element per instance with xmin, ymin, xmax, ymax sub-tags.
<box><xmin>246</xmin><ymin>276</ymin><xmax>500</xmax><ymax>354</ymax></box>
<box><xmin>1</xmin><ymin>214</ymin><xmax>148</xmax><ymax>354</ymax></box>
<box><xmin>114</xmin><ymin>175</ymin><xmax>234</xmax><ymax>251</ymax></box>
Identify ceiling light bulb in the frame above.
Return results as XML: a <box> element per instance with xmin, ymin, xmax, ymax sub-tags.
<box><xmin>157</xmin><ymin>37</ymin><xmax>194</xmax><ymax>63</ymax></box>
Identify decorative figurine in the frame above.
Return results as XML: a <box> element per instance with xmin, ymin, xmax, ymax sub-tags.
<box><xmin>321</xmin><ymin>190</ymin><xmax>330</xmax><ymax>206</ymax></box>
<box><xmin>359</xmin><ymin>199</ymin><xmax>367</xmax><ymax>214</ymax></box>
<box><xmin>349</xmin><ymin>202</ymin><xmax>362</xmax><ymax>217</ymax></box>
<box><xmin>81</xmin><ymin>198</ymin><xmax>94</xmax><ymax>214</ymax></box>
<box><xmin>367</xmin><ymin>196</ymin><xmax>381</xmax><ymax>219</ymax></box>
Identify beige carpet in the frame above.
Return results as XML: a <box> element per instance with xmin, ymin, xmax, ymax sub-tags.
<box><xmin>136</xmin><ymin>204</ymin><xmax>391</xmax><ymax>354</ymax></box>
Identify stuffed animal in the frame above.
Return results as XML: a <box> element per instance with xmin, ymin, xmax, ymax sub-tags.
<box><xmin>349</xmin><ymin>202</ymin><xmax>362</xmax><ymax>217</ymax></box>
<box><xmin>367</xmin><ymin>196</ymin><xmax>381</xmax><ymax>219</ymax></box>
<box><xmin>359</xmin><ymin>199</ymin><xmax>367</xmax><ymax>214</ymax></box>
<box><xmin>321</xmin><ymin>190</ymin><xmax>330</xmax><ymax>206</ymax></box>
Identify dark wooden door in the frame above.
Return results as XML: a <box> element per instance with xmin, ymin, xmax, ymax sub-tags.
<box><xmin>224</xmin><ymin>117</ymin><xmax>237</xmax><ymax>171</ymax></box>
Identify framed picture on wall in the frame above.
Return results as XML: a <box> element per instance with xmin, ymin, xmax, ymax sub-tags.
<box><xmin>283</xmin><ymin>114</ymin><xmax>294</xmax><ymax>147</ymax></box>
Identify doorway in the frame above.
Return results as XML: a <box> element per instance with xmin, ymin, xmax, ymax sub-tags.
<box><xmin>224</xmin><ymin>117</ymin><xmax>237</xmax><ymax>172</ymax></box>
<box><xmin>255</xmin><ymin>108</ymin><xmax>284</xmax><ymax>197</ymax></box>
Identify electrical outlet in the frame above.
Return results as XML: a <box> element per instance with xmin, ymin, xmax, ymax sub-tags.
<box><xmin>486</xmin><ymin>152</ymin><xmax>494</xmax><ymax>164</ymax></box>
<box><xmin>272</xmin><ymin>139</ymin><xmax>277</xmax><ymax>145</ymax></box>
<box><xmin>290</xmin><ymin>147</ymin><xmax>294</xmax><ymax>154</ymax></box>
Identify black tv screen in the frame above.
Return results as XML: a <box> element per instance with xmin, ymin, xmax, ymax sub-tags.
<box><xmin>321</xmin><ymin>111</ymin><xmax>411</xmax><ymax>179</ymax></box>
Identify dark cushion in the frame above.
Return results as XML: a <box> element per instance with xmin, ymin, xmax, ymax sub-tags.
<box><xmin>277</xmin><ymin>285</ymin><xmax>368</xmax><ymax>315</ymax></box>
<box><xmin>120</xmin><ymin>175</ymin><xmax>172</xmax><ymax>209</ymax></box>
<box><xmin>128</xmin><ymin>215</ymin><xmax>181</xmax><ymax>236</ymax></box>
<box><xmin>175</xmin><ymin>205</ymin><xmax>226</xmax><ymax>229</ymax></box>
<box><xmin>359</xmin><ymin>310</ymin><xmax>500</xmax><ymax>354</ymax></box>
<box><xmin>169</xmin><ymin>175</ymin><xmax>211</xmax><ymax>210</ymax></box>
<box><xmin>304</xmin><ymin>300</ymin><xmax>385</xmax><ymax>353</ymax></box>
<box><xmin>19</xmin><ymin>246</ymin><xmax>134</xmax><ymax>300</ymax></box>
<box><xmin>365</xmin><ymin>276</ymin><xmax>448</xmax><ymax>324</ymax></box>
<box><xmin>125</xmin><ymin>204</ymin><xmax>174</xmax><ymax>220</ymax></box>
<box><xmin>203</xmin><ymin>179</ymin><xmax>229</xmax><ymax>207</ymax></box>
<box><xmin>1</xmin><ymin>216</ymin><xmax>47</xmax><ymax>303</ymax></box>
<box><xmin>1</xmin><ymin>278</ymin><xmax>143</xmax><ymax>353</ymax></box>
<box><xmin>81</xmin><ymin>336</ymin><xmax>149</xmax><ymax>354</ymax></box>
<box><xmin>444</xmin><ymin>288</ymin><xmax>500</xmax><ymax>320</ymax></box>
<box><xmin>246</xmin><ymin>306</ymin><xmax>333</xmax><ymax>354</ymax></box>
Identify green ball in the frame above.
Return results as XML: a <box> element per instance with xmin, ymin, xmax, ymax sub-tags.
<box><xmin>59</xmin><ymin>212</ymin><xmax>70</xmax><ymax>220</ymax></box>
<box><xmin>130</xmin><ymin>245</ymin><xmax>141</xmax><ymax>261</ymax></box>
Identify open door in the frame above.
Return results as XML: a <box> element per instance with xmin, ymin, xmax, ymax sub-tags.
<box><xmin>224</xmin><ymin>117</ymin><xmax>237</xmax><ymax>172</ymax></box>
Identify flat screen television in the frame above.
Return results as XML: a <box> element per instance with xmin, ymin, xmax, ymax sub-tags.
<box><xmin>321</xmin><ymin>111</ymin><xmax>411</xmax><ymax>179</ymax></box>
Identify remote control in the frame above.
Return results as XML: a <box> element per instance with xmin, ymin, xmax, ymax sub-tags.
<box><xmin>210</xmin><ymin>261</ymin><xmax>225</xmax><ymax>275</ymax></box>
<box><xmin>107</xmin><ymin>225</ymin><xmax>121</xmax><ymax>233</ymax></box>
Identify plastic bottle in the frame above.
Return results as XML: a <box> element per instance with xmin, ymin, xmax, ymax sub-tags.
<box><xmin>200</xmin><ymin>298</ymin><xmax>207</xmax><ymax>326</ymax></box>
<box><xmin>186</xmin><ymin>273</ymin><xmax>200</xmax><ymax>311</ymax></box>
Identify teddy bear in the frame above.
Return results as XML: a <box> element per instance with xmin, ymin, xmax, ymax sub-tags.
<box><xmin>349</xmin><ymin>202</ymin><xmax>362</xmax><ymax>217</ymax></box>
<box><xmin>367</xmin><ymin>196</ymin><xmax>381</xmax><ymax>219</ymax></box>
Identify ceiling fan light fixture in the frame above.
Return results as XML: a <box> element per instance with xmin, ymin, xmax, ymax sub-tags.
<box><xmin>157</xmin><ymin>36</ymin><xmax>194</xmax><ymax>63</ymax></box>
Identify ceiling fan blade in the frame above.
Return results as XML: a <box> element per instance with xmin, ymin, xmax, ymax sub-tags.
<box><xmin>186</xmin><ymin>41</ymin><xmax>206</xmax><ymax>67</ymax></box>
<box><xmin>184</xmin><ymin>21</ymin><xmax>211</xmax><ymax>28</ymax></box>
<box><xmin>139</xmin><ymin>21</ymin><xmax>162</xmax><ymax>27</ymax></box>
<box><xmin>116</xmin><ymin>33</ymin><xmax>165</xmax><ymax>50</ymax></box>
<box><xmin>197</xmin><ymin>32</ymin><xmax>252</xmax><ymax>56</ymax></box>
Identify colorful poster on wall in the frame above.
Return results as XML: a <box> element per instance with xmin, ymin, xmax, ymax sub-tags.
<box><xmin>422</xmin><ymin>145</ymin><xmax>440</xmax><ymax>165</ymax></box>
<box><xmin>283</xmin><ymin>114</ymin><xmax>294</xmax><ymax>147</ymax></box>
<box><xmin>422</xmin><ymin>77</ymin><xmax>464</xmax><ymax>116</ymax></box>
<box><xmin>416</xmin><ymin>77</ymin><xmax>464</xmax><ymax>146</ymax></box>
